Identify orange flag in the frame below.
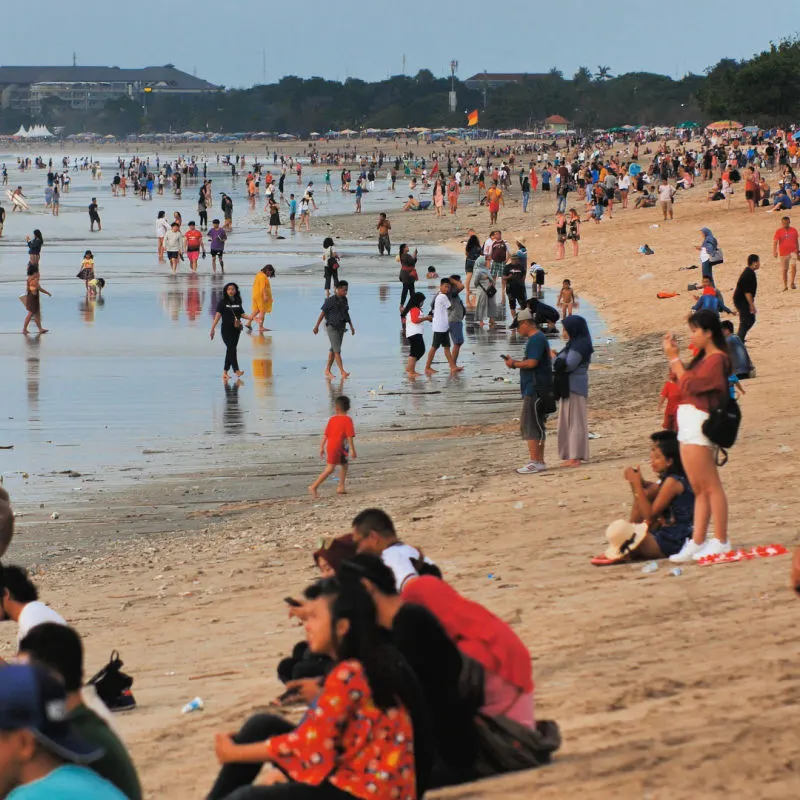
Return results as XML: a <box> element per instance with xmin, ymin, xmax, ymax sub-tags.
<box><xmin>467</xmin><ymin>110</ymin><xmax>479</xmax><ymax>127</ymax></box>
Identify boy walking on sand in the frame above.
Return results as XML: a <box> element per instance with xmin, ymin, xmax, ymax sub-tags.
<box><xmin>309</xmin><ymin>396</ymin><xmax>356</xmax><ymax>498</ymax></box>
<box><xmin>424</xmin><ymin>278</ymin><xmax>464</xmax><ymax>376</ymax></box>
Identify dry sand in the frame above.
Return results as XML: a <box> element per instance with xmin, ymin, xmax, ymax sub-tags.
<box><xmin>3</xmin><ymin>149</ymin><xmax>800</xmax><ymax>799</ymax></box>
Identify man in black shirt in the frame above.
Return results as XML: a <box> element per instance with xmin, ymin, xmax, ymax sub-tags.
<box><xmin>313</xmin><ymin>280</ymin><xmax>355</xmax><ymax>379</ymax></box>
<box><xmin>503</xmin><ymin>256</ymin><xmax>527</xmax><ymax>313</ymax></box>
<box><xmin>733</xmin><ymin>254</ymin><xmax>759</xmax><ymax>341</ymax></box>
<box><xmin>88</xmin><ymin>197</ymin><xmax>101</xmax><ymax>231</ymax></box>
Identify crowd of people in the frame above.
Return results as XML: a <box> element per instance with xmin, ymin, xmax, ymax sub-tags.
<box><xmin>2</xmin><ymin>126</ymin><xmax>797</xmax><ymax>798</ymax></box>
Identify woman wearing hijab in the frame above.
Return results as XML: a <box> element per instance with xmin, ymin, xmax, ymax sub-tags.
<box><xmin>249</xmin><ymin>265</ymin><xmax>274</xmax><ymax>332</ymax></box>
<box><xmin>554</xmin><ymin>315</ymin><xmax>593</xmax><ymax>466</ymax></box>
<box><xmin>696</xmin><ymin>227</ymin><xmax>723</xmax><ymax>286</ymax></box>
<box><xmin>210</xmin><ymin>282</ymin><xmax>251</xmax><ymax>380</ymax></box>
<box><xmin>472</xmin><ymin>256</ymin><xmax>499</xmax><ymax>328</ymax></box>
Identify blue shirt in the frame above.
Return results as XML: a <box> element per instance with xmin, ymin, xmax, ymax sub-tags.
<box><xmin>519</xmin><ymin>331</ymin><xmax>551</xmax><ymax>397</ymax></box>
<box><xmin>289</xmin><ymin>199</ymin><xmax>297</xmax><ymax>215</ymax></box>
<box><xmin>8</xmin><ymin>766</ymin><xmax>128</xmax><ymax>800</ymax></box>
<box><xmin>728</xmin><ymin>375</ymin><xmax>740</xmax><ymax>399</ymax></box>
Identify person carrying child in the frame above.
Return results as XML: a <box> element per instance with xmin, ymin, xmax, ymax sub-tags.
<box><xmin>76</xmin><ymin>250</ymin><xmax>95</xmax><ymax>292</ymax></box>
<box><xmin>309</xmin><ymin>395</ymin><xmax>356</xmax><ymax>498</ymax></box>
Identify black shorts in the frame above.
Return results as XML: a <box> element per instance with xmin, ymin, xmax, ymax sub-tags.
<box><xmin>542</xmin><ymin>184</ymin><xmax>551</xmax><ymax>191</ymax></box>
<box><xmin>407</xmin><ymin>333</ymin><xmax>425</xmax><ymax>360</ymax></box>
<box><xmin>520</xmin><ymin>394</ymin><xmax>548</xmax><ymax>441</ymax></box>
<box><xmin>166</xmin><ymin>251</ymin><xmax>179</xmax><ymax>260</ymax></box>
<box><xmin>465</xmin><ymin>259</ymin><xmax>475</xmax><ymax>274</ymax></box>
<box><xmin>89</xmin><ymin>213</ymin><xmax>100</xmax><ymax>222</ymax></box>
<box><xmin>745</xmin><ymin>190</ymin><xmax>754</xmax><ymax>201</ymax></box>
<box><xmin>432</xmin><ymin>330</ymin><xmax>451</xmax><ymax>349</ymax></box>
<box><xmin>535</xmin><ymin>271</ymin><xmax>545</xmax><ymax>286</ymax></box>
<box><xmin>210</xmin><ymin>249</ymin><xmax>224</xmax><ymax>257</ymax></box>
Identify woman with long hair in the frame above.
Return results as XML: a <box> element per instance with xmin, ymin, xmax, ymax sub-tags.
<box><xmin>463</xmin><ymin>232</ymin><xmax>481</xmax><ymax>302</ymax></box>
<box><xmin>397</xmin><ymin>243</ymin><xmax>418</xmax><ymax>311</ymax></box>
<box><xmin>592</xmin><ymin>431</ymin><xmax>695</xmax><ymax>564</ymax></box>
<box><xmin>26</xmin><ymin>229</ymin><xmax>43</xmax><ymax>268</ymax></box>
<box><xmin>663</xmin><ymin>310</ymin><xmax>731</xmax><ymax>562</ymax></box>
<box><xmin>210</xmin><ymin>282</ymin><xmax>251</xmax><ymax>381</ymax></box>
<box><xmin>208</xmin><ymin>578</ymin><xmax>425</xmax><ymax>800</ymax></box>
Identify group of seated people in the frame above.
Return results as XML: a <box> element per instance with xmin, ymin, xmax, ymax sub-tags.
<box><xmin>208</xmin><ymin>508</ymin><xmax>560</xmax><ymax>799</ymax></box>
<box><xmin>0</xmin><ymin>488</ymin><xmax>142</xmax><ymax>799</ymax></box>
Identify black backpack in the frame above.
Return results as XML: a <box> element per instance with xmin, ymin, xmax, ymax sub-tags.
<box><xmin>87</xmin><ymin>650</ymin><xmax>134</xmax><ymax>708</ymax></box>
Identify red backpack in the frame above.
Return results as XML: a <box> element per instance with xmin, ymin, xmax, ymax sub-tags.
<box><xmin>490</xmin><ymin>241</ymin><xmax>507</xmax><ymax>263</ymax></box>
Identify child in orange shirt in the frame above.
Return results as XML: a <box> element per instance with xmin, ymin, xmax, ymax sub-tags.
<box><xmin>659</xmin><ymin>369</ymin><xmax>680</xmax><ymax>432</ymax></box>
<box><xmin>309</xmin><ymin>396</ymin><xmax>356</xmax><ymax>498</ymax></box>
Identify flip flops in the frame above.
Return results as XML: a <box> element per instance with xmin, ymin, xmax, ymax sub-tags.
<box><xmin>590</xmin><ymin>554</ymin><xmax>622</xmax><ymax>566</ymax></box>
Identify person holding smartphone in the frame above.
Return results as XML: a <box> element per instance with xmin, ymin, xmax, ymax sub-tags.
<box><xmin>504</xmin><ymin>309</ymin><xmax>554</xmax><ymax>474</ymax></box>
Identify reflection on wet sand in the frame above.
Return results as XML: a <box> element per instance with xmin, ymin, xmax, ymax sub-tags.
<box><xmin>222</xmin><ymin>379</ymin><xmax>245</xmax><ymax>434</ymax></box>
<box><xmin>378</xmin><ymin>284</ymin><xmax>390</xmax><ymax>303</ymax></box>
<box><xmin>25</xmin><ymin>335</ymin><xmax>40</xmax><ymax>418</ymax></box>
<box><xmin>186</xmin><ymin>274</ymin><xmax>204</xmax><ymax>322</ymax></box>
<box><xmin>251</xmin><ymin>333</ymin><xmax>273</xmax><ymax>400</ymax></box>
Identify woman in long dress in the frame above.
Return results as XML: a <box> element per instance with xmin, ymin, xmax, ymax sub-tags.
<box><xmin>249</xmin><ymin>265</ymin><xmax>274</xmax><ymax>332</ymax></box>
<box><xmin>554</xmin><ymin>315</ymin><xmax>592</xmax><ymax>466</ymax></box>
<box><xmin>472</xmin><ymin>257</ymin><xmax>499</xmax><ymax>328</ymax></box>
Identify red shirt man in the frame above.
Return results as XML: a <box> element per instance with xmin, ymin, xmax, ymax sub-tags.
<box><xmin>773</xmin><ymin>216</ymin><xmax>799</xmax><ymax>290</ymax></box>
<box><xmin>184</xmin><ymin>223</ymin><xmax>205</xmax><ymax>271</ymax></box>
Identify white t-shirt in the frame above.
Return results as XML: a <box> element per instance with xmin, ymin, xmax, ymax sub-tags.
<box><xmin>381</xmin><ymin>543</ymin><xmax>434</xmax><ymax>591</ymax></box>
<box><xmin>658</xmin><ymin>184</ymin><xmax>674</xmax><ymax>202</ymax></box>
<box><xmin>431</xmin><ymin>293</ymin><xmax>451</xmax><ymax>333</ymax></box>
<box><xmin>17</xmin><ymin>601</ymin><xmax>67</xmax><ymax>647</ymax></box>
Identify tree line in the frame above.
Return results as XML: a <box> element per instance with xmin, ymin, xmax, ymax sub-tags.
<box><xmin>2</xmin><ymin>39</ymin><xmax>798</xmax><ymax>137</ymax></box>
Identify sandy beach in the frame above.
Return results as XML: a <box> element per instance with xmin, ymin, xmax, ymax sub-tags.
<box><xmin>1</xmin><ymin>142</ymin><xmax>799</xmax><ymax>798</ymax></box>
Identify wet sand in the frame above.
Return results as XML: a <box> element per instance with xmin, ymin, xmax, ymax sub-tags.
<box><xmin>1</xmin><ymin>143</ymin><xmax>799</xmax><ymax>798</ymax></box>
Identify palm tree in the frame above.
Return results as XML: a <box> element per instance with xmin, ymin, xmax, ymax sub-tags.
<box><xmin>573</xmin><ymin>66</ymin><xmax>593</xmax><ymax>85</ymax></box>
<box><xmin>595</xmin><ymin>65</ymin><xmax>612</xmax><ymax>82</ymax></box>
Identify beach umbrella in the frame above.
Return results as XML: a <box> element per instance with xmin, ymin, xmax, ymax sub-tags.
<box><xmin>743</xmin><ymin>125</ymin><xmax>759</xmax><ymax>133</ymax></box>
<box><xmin>677</xmin><ymin>121</ymin><xmax>699</xmax><ymax>129</ymax></box>
<box><xmin>707</xmin><ymin>120</ymin><xmax>743</xmax><ymax>131</ymax></box>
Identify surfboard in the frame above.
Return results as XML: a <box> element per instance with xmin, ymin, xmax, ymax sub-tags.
<box><xmin>5</xmin><ymin>190</ymin><xmax>29</xmax><ymax>210</ymax></box>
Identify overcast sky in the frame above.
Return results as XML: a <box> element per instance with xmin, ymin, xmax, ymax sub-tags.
<box><xmin>4</xmin><ymin>1</ymin><xmax>798</xmax><ymax>88</ymax></box>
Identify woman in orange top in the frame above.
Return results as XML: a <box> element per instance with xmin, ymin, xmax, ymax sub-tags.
<box><xmin>209</xmin><ymin>578</ymin><xmax>425</xmax><ymax>800</ymax></box>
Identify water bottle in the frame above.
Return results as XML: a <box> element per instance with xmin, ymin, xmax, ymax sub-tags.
<box><xmin>641</xmin><ymin>561</ymin><xmax>658</xmax><ymax>574</ymax></box>
<box><xmin>181</xmin><ymin>697</ymin><xmax>204</xmax><ymax>714</ymax></box>
<box><xmin>669</xmin><ymin>567</ymin><xmax>682</xmax><ymax>577</ymax></box>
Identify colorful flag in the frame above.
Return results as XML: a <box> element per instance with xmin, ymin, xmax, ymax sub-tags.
<box><xmin>467</xmin><ymin>109</ymin><xmax>479</xmax><ymax>127</ymax></box>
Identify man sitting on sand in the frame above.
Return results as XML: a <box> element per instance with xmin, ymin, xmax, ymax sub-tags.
<box><xmin>350</xmin><ymin>508</ymin><xmax>440</xmax><ymax>591</ymax></box>
<box><xmin>403</xmin><ymin>194</ymin><xmax>421</xmax><ymax>211</ymax></box>
<box><xmin>19</xmin><ymin>624</ymin><xmax>143</xmax><ymax>800</ymax></box>
<box><xmin>1</xmin><ymin>565</ymin><xmax>66</xmax><ymax>649</ymax></box>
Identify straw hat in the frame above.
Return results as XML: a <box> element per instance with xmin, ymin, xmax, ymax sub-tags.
<box><xmin>603</xmin><ymin>519</ymin><xmax>648</xmax><ymax>561</ymax></box>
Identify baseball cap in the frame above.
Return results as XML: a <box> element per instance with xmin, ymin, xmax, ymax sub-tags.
<box><xmin>0</xmin><ymin>664</ymin><xmax>103</xmax><ymax>764</ymax></box>
<box><xmin>509</xmin><ymin>309</ymin><xmax>535</xmax><ymax>329</ymax></box>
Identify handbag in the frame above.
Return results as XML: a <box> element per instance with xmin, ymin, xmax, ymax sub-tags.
<box><xmin>708</xmin><ymin>246</ymin><xmax>724</xmax><ymax>265</ymax></box>
<box><xmin>473</xmin><ymin>714</ymin><xmax>561</xmax><ymax>777</ymax></box>
<box><xmin>701</xmin><ymin>362</ymin><xmax>741</xmax><ymax>464</ymax></box>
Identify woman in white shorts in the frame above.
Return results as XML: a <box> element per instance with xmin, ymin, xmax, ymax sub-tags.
<box><xmin>662</xmin><ymin>310</ymin><xmax>731</xmax><ymax>563</ymax></box>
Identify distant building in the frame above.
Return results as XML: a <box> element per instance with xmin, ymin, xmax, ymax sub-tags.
<box><xmin>0</xmin><ymin>65</ymin><xmax>219</xmax><ymax>114</ymax></box>
<box><xmin>545</xmin><ymin>114</ymin><xmax>570</xmax><ymax>132</ymax></box>
<box><xmin>464</xmin><ymin>72</ymin><xmax>550</xmax><ymax>90</ymax></box>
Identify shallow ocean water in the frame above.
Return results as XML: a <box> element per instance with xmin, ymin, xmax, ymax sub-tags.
<box><xmin>0</xmin><ymin>152</ymin><xmax>605</xmax><ymax>507</ymax></box>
